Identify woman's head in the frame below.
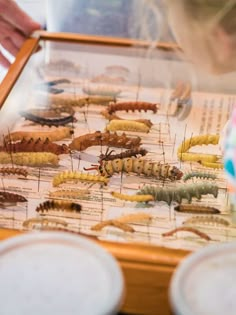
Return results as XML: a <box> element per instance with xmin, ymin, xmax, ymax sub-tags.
<box><xmin>165</xmin><ymin>0</ymin><xmax>236</xmax><ymax>73</ymax></box>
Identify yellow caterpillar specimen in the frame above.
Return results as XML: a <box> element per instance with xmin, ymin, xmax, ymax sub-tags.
<box><xmin>111</xmin><ymin>191</ymin><xmax>154</xmax><ymax>202</ymax></box>
<box><xmin>49</xmin><ymin>189</ymin><xmax>90</xmax><ymax>199</ymax></box>
<box><xmin>177</xmin><ymin>134</ymin><xmax>220</xmax><ymax>162</ymax></box>
<box><xmin>0</xmin><ymin>152</ymin><xmax>59</xmax><ymax>166</ymax></box>
<box><xmin>53</xmin><ymin>171</ymin><xmax>109</xmax><ymax>187</ymax></box>
<box><xmin>106</xmin><ymin>120</ymin><xmax>150</xmax><ymax>133</ymax></box>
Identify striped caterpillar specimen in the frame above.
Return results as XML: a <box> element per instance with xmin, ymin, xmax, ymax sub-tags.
<box><xmin>174</xmin><ymin>204</ymin><xmax>221</xmax><ymax>214</ymax></box>
<box><xmin>36</xmin><ymin>200</ymin><xmax>82</xmax><ymax>214</ymax></box>
<box><xmin>182</xmin><ymin>171</ymin><xmax>217</xmax><ymax>182</ymax></box>
<box><xmin>177</xmin><ymin>134</ymin><xmax>220</xmax><ymax>163</ymax></box>
<box><xmin>101</xmin><ymin>109</ymin><xmax>153</xmax><ymax>128</ymax></box>
<box><xmin>106</xmin><ymin>120</ymin><xmax>150</xmax><ymax>133</ymax></box>
<box><xmin>1</xmin><ymin>138</ymin><xmax>70</xmax><ymax>155</ymax></box>
<box><xmin>183</xmin><ymin>216</ymin><xmax>230</xmax><ymax>227</ymax></box>
<box><xmin>83</xmin><ymin>85</ymin><xmax>121</xmax><ymax>97</ymax></box>
<box><xmin>162</xmin><ymin>227</ymin><xmax>211</xmax><ymax>241</ymax></box>
<box><xmin>49</xmin><ymin>189</ymin><xmax>90</xmax><ymax>199</ymax></box>
<box><xmin>92</xmin><ymin>157</ymin><xmax>183</xmax><ymax>180</ymax></box>
<box><xmin>107</xmin><ymin>101</ymin><xmax>159</xmax><ymax>114</ymax></box>
<box><xmin>0</xmin><ymin>152</ymin><xmax>59</xmax><ymax>166</ymax></box>
<box><xmin>0</xmin><ymin>191</ymin><xmax>27</xmax><ymax>203</ymax></box>
<box><xmin>5</xmin><ymin>127</ymin><xmax>73</xmax><ymax>142</ymax></box>
<box><xmin>99</xmin><ymin>147</ymin><xmax>148</xmax><ymax>162</ymax></box>
<box><xmin>137</xmin><ymin>182</ymin><xmax>218</xmax><ymax>205</ymax></box>
<box><xmin>53</xmin><ymin>171</ymin><xmax>109</xmax><ymax>187</ymax></box>
<box><xmin>69</xmin><ymin>131</ymin><xmax>141</xmax><ymax>151</ymax></box>
<box><xmin>91</xmin><ymin>220</ymin><xmax>134</xmax><ymax>233</ymax></box>
<box><xmin>0</xmin><ymin>167</ymin><xmax>28</xmax><ymax>177</ymax></box>
<box><xmin>49</xmin><ymin>95</ymin><xmax>115</xmax><ymax>107</ymax></box>
<box><xmin>111</xmin><ymin>191</ymin><xmax>154</xmax><ymax>202</ymax></box>
<box><xmin>20</xmin><ymin>110</ymin><xmax>75</xmax><ymax>127</ymax></box>
<box><xmin>23</xmin><ymin>217</ymin><xmax>68</xmax><ymax>229</ymax></box>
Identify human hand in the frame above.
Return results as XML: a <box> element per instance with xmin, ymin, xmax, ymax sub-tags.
<box><xmin>0</xmin><ymin>0</ymin><xmax>41</xmax><ymax>68</ymax></box>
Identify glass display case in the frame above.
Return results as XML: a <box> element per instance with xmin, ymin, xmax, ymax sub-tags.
<box><xmin>0</xmin><ymin>31</ymin><xmax>235</xmax><ymax>315</ymax></box>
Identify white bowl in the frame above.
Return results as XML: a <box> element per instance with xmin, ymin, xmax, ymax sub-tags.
<box><xmin>0</xmin><ymin>231</ymin><xmax>124</xmax><ymax>315</ymax></box>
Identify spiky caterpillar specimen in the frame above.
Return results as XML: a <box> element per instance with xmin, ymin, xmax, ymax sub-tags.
<box><xmin>107</xmin><ymin>101</ymin><xmax>159</xmax><ymax>114</ymax></box>
<box><xmin>36</xmin><ymin>200</ymin><xmax>82</xmax><ymax>213</ymax></box>
<box><xmin>99</xmin><ymin>148</ymin><xmax>148</xmax><ymax>162</ymax></box>
<box><xmin>137</xmin><ymin>182</ymin><xmax>218</xmax><ymax>205</ymax></box>
<box><xmin>52</xmin><ymin>171</ymin><xmax>109</xmax><ymax>187</ymax></box>
<box><xmin>0</xmin><ymin>152</ymin><xmax>59</xmax><ymax>166</ymax></box>
<box><xmin>182</xmin><ymin>171</ymin><xmax>217</xmax><ymax>182</ymax></box>
<box><xmin>69</xmin><ymin>131</ymin><xmax>141</xmax><ymax>151</ymax></box>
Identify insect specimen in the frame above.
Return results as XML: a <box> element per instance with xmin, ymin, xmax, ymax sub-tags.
<box><xmin>0</xmin><ymin>152</ymin><xmax>59</xmax><ymax>166</ymax></box>
<box><xmin>0</xmin><ymin>167</ymin><xmax>28</xmax><ymax>177</ymax></box>
<box><xmin>0</xmin><ymin>191</ymin><xmax>27</xmax><ymax>203</ymax></box>
<box><xmin>83</xmin><ymin>85</ymin><xmax>121</xmax><ymax>97</ymax></box>
<box><xmin>91</xmin><ymin>220</ymin><xmax>135</xmax><ymax>232</ymax></box>
<box><xmin>52</xmin><ymin>171</ymin><xmax>109</xmax><ymax>187</ymax></box>
<box><xmin>49</xmin><ymin>95</ymin><xmax>115</xmax><ymax>107</ymax></box>
<box><xmin>183</xmin><ymin>216</ymin><xmax>230</xmax><ymax>227</ymax></box>
<box><xmin>106</xmin><ymin>120</ymin><xmax>150</xmax><ymax>133</ymax></box>
<box><xmin>106</xmin><ymin>101</ymin><xmax>159</xmax><ymax>114</ymax></box>
<box><xmin>137</xmin><ymin>182</ymin><xmax>218</xmax><ymax>205</ymax></box>
<box><xmin>162</xmin><ymin>227</ymin><xmax>211</xmax><ymax>241</ymax></box>
<box><xmin>36</xmin><ymin>200</ymin><xmax>82</xmax><ymax>213</ymax></box>
<box><xmin>115</xmin><ymin>213</ymin><xmax>152</xmax><ymax>224</ymax></box>
<box><xmin>111</xmin><ymin>191</ymin><xmax>154</xmax><ymax>202</ymax></box>
<box><xmin>23</xmin><ymin>217</ymin><xmax>68</xmax><ymax>229</ymax></box>
<box><xmin>69</xmin><ymin>131</ymin><xmax>141</xmax><ymax>151</ymax></box>
<box><xmin>174</xmin><ymin>204</ymin><xmax>221</xmax><ymax>214</ymax></box>
<box><xmin>49</xmin><ymin>189</ymin><xmax>90</xmax><ymax>199</ymax></box>
<box><xmin>182</xmin><ymin>171</ymin><xmax>217</xmax><ymax>182</ymax></box>
<box><xmin>99</xmin><ymin>148</ymin><xmax>148</xmax><ymax>161</ymax></box>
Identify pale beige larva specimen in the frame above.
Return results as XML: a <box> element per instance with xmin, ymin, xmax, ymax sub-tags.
<box><xmin>0</xmin><ymin>152</ymin><xmax>59</xmax><ymax>166</ymax></box>
<box><xmin>106</xmin><ymin>120</ymin><xmax>150</xmax><ymax>133</ymax></box>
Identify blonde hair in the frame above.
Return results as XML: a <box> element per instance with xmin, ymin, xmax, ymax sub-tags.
<box><xmin>166</xmin><ymin>0</ymin><xmax>236</xmax><ymax>34</ymax></box>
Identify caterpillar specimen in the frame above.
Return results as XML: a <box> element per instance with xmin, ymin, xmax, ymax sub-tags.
<box><xmin>199</xmin><ymin>161</ymin><xmax>224</xmax><ymax>169</ymax></box>
<box><xmin>183</xmin><ymin>216</ymin><xmax>230</xmax><ymax>227</ymax></box>
<box><xmin>0</xmin><ymin>191</ymin><xmax>27</xmax><ymax>203</ymax></box>
<box><xmin>1</xmin><ymin>138</ymin><xmax>70</xmax><ymax>155</ymax></box>
<box><xmin>20</xmin><ymin>110</ymin><xmax>75</xmax><ymax>127</ymax></box>
<box><xmin>91</xmin><ymin>220</ymin><xmax>135</xmax><ymax>233</ymax></box>
<box><xmin>23</xmin><ymin>217</ymin><xmax>68</xmax><ymax>229</ymax></box>
<box><xmin>93</xmin><ymin>157</ymin><xmax>183</xmax><ymax>180</ymax></box>
<box><xmin>49</xmin><ymin>189</ymin><xmax>90</xmax><ymax>199</ymax></box>
<box><xmin>0</xmin><ymin>167</ymin><xmax>28</xmax><ymax>177</ymax></box>
<box><xmin>83</xmin><ymin>85</ymin><xmax>121</xmax><ymax>97</ymax></box>
<box><xmin>0</xmin><ymin>152</ymin><xmax>59</xmax><ymax>166</ymax></box>
<box><xmin>115</xmin><ymin>213</ymin><xmax>152</xmax><ymax>224</ymax></box>
<box><xmin>69</xmin><ymin>131</ymin><xmax>141</xmax><ymax>151</ymax></box>
<box><xmin>5</xmin><ymin>127</ymin><xmax>73</xmax><ymax>142</ymax></box>
<box><xmin>53</xmin><ymin>171</ymin><xmax>109</xmax><ymax>187</ymax></box>
<box><xmin>105</xmin><ymin>65</ymin><xmax>130</xmax><ymax>75</ymax></box>
<box><xmin>106</xmin><ymin>101</ymin><xmax>159</xmax><ymax>114</ymax></box>
<box><xmin>182</xmin><ymin>171</ymin><xmax>217</xmax><ymax>182</ymax></box>
<box><xmin>49</xmin><ymin>95</ymin><xmax>115</xmax><ymax>107</ymax></box>
<box><xmin>111</xmin><ymin>191</ymin><xmax>154</xmax><ymax>202</ymax></box>
<box><xmin>162</xmin><ymin>227</ymin><xmax>211</xmax><ymax>241</ymax></box>
<box><xmin>174</xmin><ymin>204</ymin><xmax>221</xmax><ymax>214</ymax></box>
<box><xmin>137</xmin><ymin>182</ymin><xmax>218</xmax><ymax>205</ymax></box>
<box><xmin>106</xmin><ymin>120</ymin><xmax>150</xmax><ymax>133</ymax></box>
<box><xmin>177</xmin><ymin>134</ymin><xmax>220</xmax><ymax>162</ymax></box>
<box><xmin>99</xmin><ymin>148</ymin><xmax>148</xmax><ymax>161</ymax></box>
<box><xmin>91</xmin><ymin>74</ymin><xmax>126</xmax><ymax>84</ymax></box>
<box><xmin>101</xmin><ymin>109</ymin><xmax>153</xmax><ymax>128</ymax></box>
<box><xmin>36</xmin><ymin>200</ymin><xmax>82</xmax><ymax>214</ymax></box>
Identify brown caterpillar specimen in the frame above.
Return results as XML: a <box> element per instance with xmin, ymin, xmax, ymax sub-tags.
<box><xmin>49</xmin><ymin>95</ymin><xmax>115</xmax><ymax>107</ymax></box>
<box><xmin>199</xmin><ymin>161</ymin><xmax>224</xmax><ymax>169</ymax></box>
<box><xmin>1</xmin><ymin>138</ymin><xmax>70</xmax><ymax>155</ymax></box>
<box><xmin>49</xmin><ymin>189</ymin><xmax>90</xmax><ymax>199</ymax></box>
<box><xmin>23</xmin><ymin>217</ymin><xmax>68</xmax><ymax>229</ymax></box>
<box><xmin>36</xmin><ymin>200</ymin><xmax>82</xmax><ymax>214</ymax></box>
<box><xmin>91</xmin><ymin>220</ymin><xmax>135</xmax><ymax>233</ymax></box>
<box><xmin>99</xmin><ymin>148</ymin><xmax>148</xmax><ymax>162</ymax></box>
<box><xmin>116</xmin><ymin>213</ymin><xmax>152</xmax><ymax>224</ymax></box>
<box><xmin>0</xmin><ymin>152</ymin><xmax>59</xmax><ymax>166</ymax></box>
<box><xmin>101</xmin><ymin>109</ymin><xmax>153</xmax><ymax>128</ymax></box>
<box><xmin>5</xmin><ymin>127</ymin><xmax>73</xmax><ymax>142</ymax></box>
<box><xmin>0</xmin><ymin>191</ymin><xmax>27</xmax><ymax>203</ymax></box>
<box><xmin>93</xmin><ymin>158</ymin><xmax>183</xmax><ymax>180</ymax></box>
<box><xmin>183</xmin><ymin>216</ymin><xmax>230</xmax><ymax>227</ymax></box>
<box><xmin>69</xmin><ymin>131</ymin><xmax>141</xmax><ymax>151</ymax></box>
<box><xmin>106</xmin><ymin>120</ymin><xmax>150</xmax><ymax>133</ymax></box>
<box><xmin>23</xmin><ymin>108</ymin><xmax>75</xmax><ymax>118</ymax></box>
<box><xmin>83</xmin><ymin>85</ymin><xmax>121</xmax><ymax>97</ymax></box>
<box><xmin>162</xmin><ymin>227</ymin><xmax>211</xmax><ymax>241</ymax></box>
<box><xmin>107</xmin><ymin>101</ymin><xmax>158</xmax><ymax>114</ymax></box>
<box><xmin>0</xmin><ymin>167</ymin><xmax>28</xmax><ymax>177</ymax></box>
<box><xmin>174</xmin><ymin>204</ymin><xmax>221</xmax><ymax>214</ymax></box>
<box><xmin>53</xmin><ymin>171</ymin><xmax>109</xmax><ymax>187</ymax></box>
<box><xmin>177</xmin><ymin>134</ymin><xmax>220</xmax><ymax>163</ymax></box>
<box><xmin>111</xmin><ymin>191</ymin><xmax>154</xmax><ymax>202</ymax></box>
<box><xmin>138</xmin><ymin>182</ymin><xmax>218</xmax><ymax>205</ymax></box>
<box><xmin>20</xmin><ymin>110</ymin><xmax>75</xmax><ymax>127</ymax></box>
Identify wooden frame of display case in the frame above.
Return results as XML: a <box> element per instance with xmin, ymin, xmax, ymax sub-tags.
<box><xmin>0</xmin><ymin>31</ymin><xmax>188</xmax><ymax>315</ymax></box>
